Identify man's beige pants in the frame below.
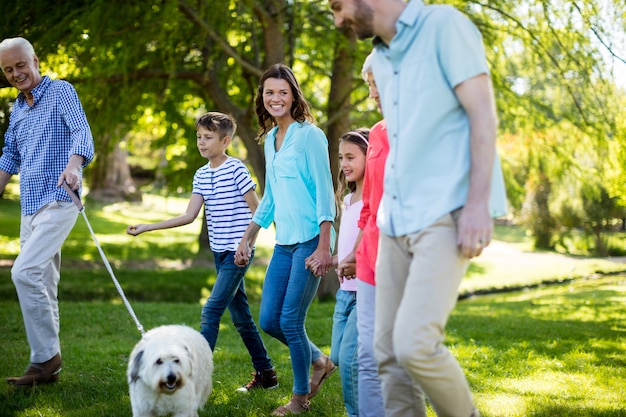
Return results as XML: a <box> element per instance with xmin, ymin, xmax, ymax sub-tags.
<box><xmin>374</xmin><ymin>212</ymin><xmax>477</xmax><ymax>417</ymax></box>
<box><xmin>12</xmin><ymin>201</ymin><xmax>78</xmax><ymax>363</ymax></box>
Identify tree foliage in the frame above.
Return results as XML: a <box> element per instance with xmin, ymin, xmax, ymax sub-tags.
<box><xmin>1</xmin><ymin>0</ymin><xmax>625</xmax><ymax>254</ymax></box>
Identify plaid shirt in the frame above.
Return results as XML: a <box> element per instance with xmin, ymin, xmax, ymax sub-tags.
<box><xmin>0</xmin><ymin>76</ymin><xmax>95</xmax><ymax>215</ymax></box>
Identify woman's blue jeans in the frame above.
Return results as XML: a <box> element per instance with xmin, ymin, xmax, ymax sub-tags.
<box><xmin>200</xmin><ymin>249</ymin><xmax>273</xmax><ymax>372</ymax></box>
<box><xmin>331</xmin><ymin>289</ymin><xmax>359</xmax><ymax>417</ymax></box>
<box><xmin>259</xmin><ymin>236</ymin><xmax>324</xmax><ymax>395</ymax></box>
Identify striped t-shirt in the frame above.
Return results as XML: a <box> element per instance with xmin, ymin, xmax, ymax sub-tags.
<box><xmin>192</xmin><ymin>156</ymin><xmax>256</xmax><ymax>252</ymax></box>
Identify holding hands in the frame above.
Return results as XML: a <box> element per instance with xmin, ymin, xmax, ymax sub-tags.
<box><xmin>304</xmin><ymin>246</ymin><xmax>332</xmax><ymax>278</ymax></box>
<box><xmin>305</xmin><ymin>251</ymin><xmax>356</xmax><ymax>281</ymax></box>
<box><xmin>235</xmin><ymin>240</ymin><xmax>252</xmax><ymax>266</ymax></box>
<box><xmin>336</xmin><ymin>250</ymin><xmax>357</xmax><ymax>281</ymax></box>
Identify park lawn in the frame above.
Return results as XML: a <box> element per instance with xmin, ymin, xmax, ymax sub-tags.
<box><xmin>2</xmin><ymin>184</ymin><xmax>626</xmax><ymax>416</ymax></box>
<box><xmin>1</xmin><ymin>276</ymin><xmax>625</xmax><ymax>416</ymax></box>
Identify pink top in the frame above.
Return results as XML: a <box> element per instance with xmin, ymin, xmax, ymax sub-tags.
<box><xmin>356</xmin><ymin>120</ymin><xmax>389</xmax><ymax>286</ymax></box>
<box><xmin>337</xmin><ymin>193</ymin><xmax>363</xmax><ymax>292</ymax></box>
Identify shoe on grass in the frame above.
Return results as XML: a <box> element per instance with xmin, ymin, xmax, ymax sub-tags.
<box><xmin>237</xmin><ymin>368</ymin><xmax>278</xmax><ymax>392</ymax></box>
<box><xmin>6</xmin><ymin>353</ymin><xmax>62</xmax><ymax>387</ymax></box>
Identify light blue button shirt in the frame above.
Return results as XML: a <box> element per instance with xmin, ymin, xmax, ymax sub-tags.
<box><xmin>371</xmin><ymin>0</ymin><xmax>507</xmax><ymax>237</ymax></box>
<box><xmin>253</xmin><ymin>122</ymin><xmax>336</xmax><ymax>245</ymax></box>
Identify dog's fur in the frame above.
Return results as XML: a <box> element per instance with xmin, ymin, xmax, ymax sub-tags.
<box><xmin>127</xmin><ymin>325</ymin><xmax>213</xmax><ymax>417</ymax></box>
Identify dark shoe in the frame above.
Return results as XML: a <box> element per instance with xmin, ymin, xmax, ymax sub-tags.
<box><xmin>308</xmin><ymin>354</ymin><xmax>336</xmax><ymax>399</ymax></box>
<box><xmin>6</xmin><ymin>353</ymin><xmax>62</xmax><ymax>387</ymax></box>
<box><xmin>237</xmin><ymin>368</ymin><xmax>278</xmax><ymax>392</ymax></box>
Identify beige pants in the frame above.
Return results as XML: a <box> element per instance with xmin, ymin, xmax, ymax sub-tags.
<box><xmin>374</xmin><ymin>212</ymin><xmax>477</xmax><ymax>417</ymax></box>
<box><xmin>12</xmin><ymin>201</ymin><xmax>78</xmax><ymax>363</ymax></box>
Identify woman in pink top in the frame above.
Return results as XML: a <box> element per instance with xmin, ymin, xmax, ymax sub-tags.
<box><xmin>355</xmin><ymin>54</ymin><xmax>389</xmax><ymax>417</ymax></box>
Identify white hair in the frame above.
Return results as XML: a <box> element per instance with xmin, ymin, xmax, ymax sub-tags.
<box><xmin>0</xmin><ymin>37</ymin><xmax>36</xmax><ymax>58</ymax></box>
<box><xmin>361</xmin><ymin>50</ymin><xmax>375</xmax><ymax>81</ymax></box>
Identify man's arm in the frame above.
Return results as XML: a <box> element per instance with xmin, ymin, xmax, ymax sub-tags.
<box><xmin>454</xmin><ymin>73</ymin><xmax>497</xmax><ymax>259</ymax></box>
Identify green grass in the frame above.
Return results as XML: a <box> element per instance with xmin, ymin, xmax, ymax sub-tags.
<box><xmin>450</xmin><ymin>277</ymin><xmax>626</xmax><ymax>416</ymax></box>
<box><xmin>1</xmin><ymin>182</ymin><xmax>626</xmax><ymax>416</ymax></box>
<box><xmin>2</xmin><ymin>277</ymin><xmax>625</xmax><ymax>417</ymax></box>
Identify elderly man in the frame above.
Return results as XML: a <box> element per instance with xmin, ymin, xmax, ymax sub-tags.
<box><xmin>0</xmin><ymin>37</ymin><xmax>95</xmax><ymax>386</ymax></box>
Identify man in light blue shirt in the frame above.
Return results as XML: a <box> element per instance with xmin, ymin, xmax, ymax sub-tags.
<box><xmin>0</xmin><ymin>37</ymin><xmax>94</xmax><ymax>387</ymax></box>
<box><xmin>329</xmin><ymin>0</ymin><xmax>507</xmax><ymax>416</ymax></box>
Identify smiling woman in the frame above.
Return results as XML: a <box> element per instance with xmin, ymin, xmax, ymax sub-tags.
<box><xmin>236</xmin><ymin>63</ymin><xmax>337</xmax><ymax>416</ymax></box>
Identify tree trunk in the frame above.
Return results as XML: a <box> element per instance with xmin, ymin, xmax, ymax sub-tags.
<box><xmin>326</xmin><ymin>27</ymin><xmax>357</xmax><ymax>190</ymax></box>
<box><xmin>317</xmin><ymin>28</ymin><xmax>357</xmax><ymax>300</ymax></box>
<box><xmin>88</xmin><ymin>140</ymin><xmax>142</xmax><ymax>203</ymax></box>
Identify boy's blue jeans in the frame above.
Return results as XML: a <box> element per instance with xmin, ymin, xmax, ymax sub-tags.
<box><xmin>200</xmin><ymin>249</ymin><xmax>273</xmax><ymax>372</ymax></box>
<box><xmin>259</xmin><ymin>236</ymin><xmax>324</xmax><ymax>395</ymax></box>
<box><xmin>331</xmin><ymin>289</ymin><xmax>359</xmax><ymax>417</ymax></box>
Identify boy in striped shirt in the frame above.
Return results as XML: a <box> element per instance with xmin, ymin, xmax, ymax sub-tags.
<box><xmin>127</xmin><ymin>112</ymin><xmax>278</xmax><ymax>391</ymax></box>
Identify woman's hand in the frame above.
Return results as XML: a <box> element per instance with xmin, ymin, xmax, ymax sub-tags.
<box><xmin>235</xmin><ymin>240</ymin><xmax>252</xmax><ymax>266</ymax></box>
<box><xmin>305</xmin><ymin>246</ymin><xmax>332</xmax><ymax>277</ymax></box>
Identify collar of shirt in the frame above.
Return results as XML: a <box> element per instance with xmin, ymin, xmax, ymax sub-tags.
<box><xmin>372</xmin><ymin>0</ymin><xmax>423</xmax><ymax>48</ymax></box>
<box><xmin>17</xmin><ymin>75</ymin><xmax>51</xmax><ymax>105</ymax></box>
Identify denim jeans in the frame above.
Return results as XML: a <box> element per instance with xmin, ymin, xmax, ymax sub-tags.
<box><xmin>200</xmin><ymin>249</ymin><xmax>272</xmax><ymax>372</ymax></box>
<box><xmin>331</xmin><ymin>289</ymin><xmax>359</xmax><ymax>417</ymax></box>
<box><xmin>259</xmin><ymin>236</ymin><xmax>324</xmax><ymax>395</ymax></box>
<box><xmin>356</xmin><ymin>279</ymin><xmax>385</xmax><ymax>417</ymax></box>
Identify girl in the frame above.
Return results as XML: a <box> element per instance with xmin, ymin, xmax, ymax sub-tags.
<box><xmin>236</xmin><ymin>64</ymin><xmax>337</xmax><ymax>416</ymax></box>
<box><xmin>330</xmin><ymin>129</ymin><xmax>370</xmax><ymax>417</ymax></box>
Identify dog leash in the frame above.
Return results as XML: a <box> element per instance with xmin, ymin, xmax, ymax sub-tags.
<box><xmin>62</xmin><ymin>182</ymin><xmax>146</xmax><ymax>337</ymax></box>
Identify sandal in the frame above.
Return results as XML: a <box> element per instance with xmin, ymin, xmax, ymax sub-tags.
<box><xmin>271</xmin><ymin>398</ymin><xmax>310</xmax><ymax>416</ymax></box>
<box><xmin>308</xmin><ymin>354</ymin><xmax>337</xmax><ymax>399</ymax></box>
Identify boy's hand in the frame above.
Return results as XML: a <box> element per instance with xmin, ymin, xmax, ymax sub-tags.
<box><xmin>126</xmin><ymin>225</ymin><xmax>148</xmax><ymax>236</ymax></box>
<box><xmin>235</xmin><ymin>241</ymin><xmax>251</xmax><ymax>266</ymax></box>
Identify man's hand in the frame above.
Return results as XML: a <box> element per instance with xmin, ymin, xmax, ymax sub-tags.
<box><xmin>57</xmin><ymin>155</ymin><xmax>84</xmax><ymax>190</ymax></box>
<box><xmin>456</xmin><ymin>203</ymin><xmax>492</xmax><ymax>259</ymax></box>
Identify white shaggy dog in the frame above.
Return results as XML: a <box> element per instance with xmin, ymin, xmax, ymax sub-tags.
<box><xmin>127</xmin><ymin>325</ymin><xmax>213</xmax><ymax>417</ymax></box>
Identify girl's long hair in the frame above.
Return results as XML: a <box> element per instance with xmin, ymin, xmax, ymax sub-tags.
<box><xmin>254</xmin><ymin>63</ymin><xmax>315</xmax><ymax>142</ymax></box>
<box><xmin>335</xmin><ymin>128</ymin><xmax>370</xmax><ymax>206</ymax></box>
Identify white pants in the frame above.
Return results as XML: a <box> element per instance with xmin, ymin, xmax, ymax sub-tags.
<box><xmin>12</xmin><ymin>201</ymin><xmax>78</xmax><ymax>363</ymax></box>
<box><xmin>374</xmin><ymin>212</ymin><xmax>477</xmax><ymax>417</ymax></box>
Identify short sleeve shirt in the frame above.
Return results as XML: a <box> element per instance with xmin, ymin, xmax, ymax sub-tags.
<box><xmin>371</xmin><ymin>0</ymin><xmax>507</xmax><ymax>237</ymax></box>
<box><xmin>192</xmin><ymin>157</ymin><xmax>256</xmax><ymax>252</ymax></box>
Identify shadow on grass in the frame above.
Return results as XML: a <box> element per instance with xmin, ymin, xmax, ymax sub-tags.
<box><xmin>0</xmin><ymin>262</ymin><xmax>271</xmax><ymax>305</ymax></box>
<box><xmin>450</xmin><ymin>280</ymin><xmax>626</xmax><ymax>416</ymax></box>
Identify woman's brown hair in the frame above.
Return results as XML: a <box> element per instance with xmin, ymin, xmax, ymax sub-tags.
<box><xmin>254</xmin><ymin>63</ymin><xmax>315</xmax><ymax>142</ymax></box>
